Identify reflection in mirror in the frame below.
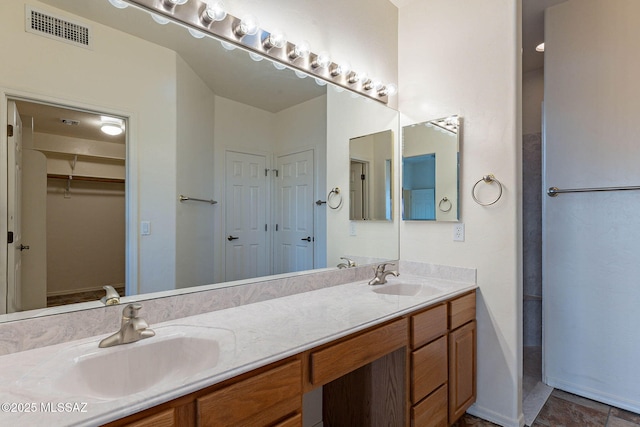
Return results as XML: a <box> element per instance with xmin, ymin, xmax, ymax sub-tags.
<box><xmin>349</xmin><ymin>130</ymin><xmax>393</xmax><ymax>221</ymax></box>
<box><xmin>402</xmin><ymin>116</ymin><xmax>460</xmax><ymax>221</ymax></box>
<box><xmin>0</xmin><ymin>0</ymin><xmax>399</xmax><ymax>321</ymax></box>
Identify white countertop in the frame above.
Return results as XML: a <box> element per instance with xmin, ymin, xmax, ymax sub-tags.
<box><xmin>0</xmin><ymin>275</ymin><xmax>476</xmax><ymax>426</ymax></box>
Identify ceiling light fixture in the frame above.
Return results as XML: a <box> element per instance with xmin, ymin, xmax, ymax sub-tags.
<box><xmin>201</xmin><ymin>0</ymin><xmax>226</xmax><ymax>23</ymax></box>
<box><xmin>108</xmin><ymin>0</ymin><xmax>129</xmax><ymax>9</ymax></box>
<box><xmin>125</xmin><ymin>0</ymin><xmax>397</xmax><ymax>102</ymax></box>
<box><xmin>234</xmin><ymin>14</ymin><xmax>259</xmax><ymax>37</ymax></box>
<box><xmin>100</xmin><ymin>116</ymin><xmax>124</xmax><ymax>136</ymax></box>
<box><xmin>536</xmin><ymin>42</ymin><xmax>545</xmax><ymax>52</ymax></box>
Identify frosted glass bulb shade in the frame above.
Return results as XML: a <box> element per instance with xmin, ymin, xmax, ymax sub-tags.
<box><xmin>188</xmin><ymin>28</ymin><xmax>206</xmax><ymax>38</ymax></box>
<box><xmin>249</xmin><ymin>52</ymin><xmax>264</xmax><ymax>62</ymax></box>
<box><xmin>108</xmin><ymin>0</ymin><xmax>128</xmax><ymax>9</ymax></box>
<box><xmin>235</xmin><ymin>15</ymin><xmax>259</xmax><ymax>36</ymax></box>
<box><xmin>203</xmin><ymin>1</ymin><xmax>226</xmax><ymax>22</ymax></box>
<box><xmin>536</xmin><ymin>42</ymin><xmax>545</xmax><ymax>52</ymax></box>
<box><xmin>314</xmin><ymin>78</ymin><xmax>327</xmax><ymax>86</ymax></box>
<box><xmin>167</xmin><ymin>0</ymin><xmax>188</xmax><ymax>4</ymax></box>
<box><xmin>379</xmin><ymin>83</ymin><xmax>397</xmax><ymax>97</ymax></box>
<box><xmin>151</xmin><ymin>14</ymin><xmax>170</xmax><ymax>25</ymax></box>
<box><xmin>220</xmin><ymin>41</ymin><xmax>236</xmax><ymax>50</ymax></box>
<box><xmin>273</xmin><ymin>62</ymin><xmax>286</xmax><ymax>70</ymax></box>
<box><xmin>294</xmin><ymin>70</ymin><xmax>308</xmax><ymax>79</ymax></box>
<box><xmin>101</xmin><ymin>125</ymin><xmax>123</xmax><ymax>136</ymax></box>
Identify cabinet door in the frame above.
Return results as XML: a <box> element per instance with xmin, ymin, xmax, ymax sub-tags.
<box><xmin>411</xmin><ymin>384</ymin><xmax>448</xmax><ymax>427</ymax></box>
<box><xmin>124</xmin><ymin>408</ymin><xmax>175</xmax><ymax>427</ymax></box>
<box><xmin>448</xmin><ymin>320</ymin><xmax>476</xmax><ymax>423</ymax></box>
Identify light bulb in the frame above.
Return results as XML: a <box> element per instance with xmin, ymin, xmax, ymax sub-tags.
<box><xmin>249</xmin><ymin>52</ymin><xmax>264</xmax><ymax>62</ymax></box>
<box><xmin>151</xmin><ymin>14</ymin><xmax>170</xmax><ymax>25</ymax></box>
<box><xmin>314</xmin><ymin>78</ymin><xmax>327</xmax><ymax>86</ymax></box>
<box><xmin>234</xmin><ymin>14</ymin><xmax>259</xmax><ymax>37</ymax></box>
<box><xmin>263</xmin><ymin>30</ymin><xmax>286</xmax><ymax>50</ymax></box>
<box><xmin>312</xmin><ymin>52</ymin><xmax>331</xmax><ymax>69</ymax></box>
<box><xmin>294</xmin><ymin>70</ymin><xmax>308</xmax><ymax>79</ymax></box>
<box><xmin>348</xmin><ymin>71</ymin><xmax>366</xmax><ymax>84</ymax></box>
<box><xmin>202</xmin><ymin>0</ymin><xmax>226</xmax><ymax>22</ymax></box>
<box><xmin>166</xmin><ymin>0</ymin><xmax>188</xmax><ymax>4</ymax></box>
<box><xmin>331</xmin><ymin>61</ymin><xmax>351</xmax><ymax>76</ymax></box>
<box><xmin>220</xmin><ymin>41</ymin><xmax>236</xmax><ymax>50</ymax></box>
<box><xmin>188</xmin><ymin>28</ymin><xmax>206</xmax><ymax>39</ymax></box>
<box><xmin>289</xmin><ymin>40</ymin><xmax>310</xmax><ymax>60</ymax></box>
<box><xmin>108</xmin><ymin>0</ymin><xmax>128</xmax><ymax>9</ymax></box>
<box><xmin>273</xmin><ymin>62</ymin><xmax>286</xmax><ymax>70</ymax></box>
<box><xmin>364</xmin><ymin>79</ymin><xmax>382</xmax><ymax>91</ymax></box>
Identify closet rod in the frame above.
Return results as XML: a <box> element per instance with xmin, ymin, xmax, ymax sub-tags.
<box><xmin>47</xmin><ymin>174</ymin><xmax>125</xmax><ymax>184</ymax></box>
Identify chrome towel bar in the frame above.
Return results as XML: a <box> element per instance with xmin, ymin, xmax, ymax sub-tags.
<box><xmin>547</xmin><ymin>185</ymin><xmax>640</xmax><ymax>197</ymax></box>
<box><xmin>178</xmin><ymin>195</ymin><xmax>218</xmax><ymax>204</ymax></box>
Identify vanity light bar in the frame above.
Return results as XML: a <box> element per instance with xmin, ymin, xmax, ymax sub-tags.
<box><xmin>118</xmin><ymin>0</ymin><xmax>394</xmax><ymax>104</ymax></box>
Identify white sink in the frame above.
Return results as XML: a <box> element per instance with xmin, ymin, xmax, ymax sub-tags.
<box><xmin>372</xmin><ymin>282</ymin><xmax>444</xmax><ymax>297</ymax></box>
<box><xmin>26</xmin><ymin>325</ymin><xmax>235</xmax><ymax>400</ymax></box>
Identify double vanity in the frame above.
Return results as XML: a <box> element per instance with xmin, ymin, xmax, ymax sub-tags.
<box><xmin>0</xmin><ymin>266</ymin><xmax>476</xmax><ymax>427</ymax></box>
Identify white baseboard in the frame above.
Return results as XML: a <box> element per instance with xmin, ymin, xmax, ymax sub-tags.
<box><xmin>546</xmin><ymin>376</ymin><xmax>640</xmax><ymax>415</ymax></box>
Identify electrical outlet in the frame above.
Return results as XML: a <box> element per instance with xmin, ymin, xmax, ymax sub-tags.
<box><xmin>141</xmin><ymin>221</ymin><xmax>151</xmax><ymax>236</ymax></box>
<box><xmin>453</xmin><ymin>223</ymin><xmax>465</xmax><ymax>242</ymax></box>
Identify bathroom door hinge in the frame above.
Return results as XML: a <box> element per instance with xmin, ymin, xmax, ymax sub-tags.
<box><xmin>275</xmin><ymin>224</ymin><xmax>279</xmax><ymax>231</ymax></box>
<box><xmin>7</xmin><ymin>231</ymin><xmax>14</xmax><ymax>244</ymax></box>
<box><xmin>265</xmin><ymin>168</ymin><xmax>269</xmax><ymax>177</ymax></box>
<box><xmin>273</xmin><ymin>169</ymin><xmax>279</xmax><ymax>177</ymax></box>
<box><xmin>265</xmin><ymin>224</ymin><xmax>267</xmax><ymax>231</ymax></box>
<box><xmin>361</xmin><ymin>174</ymin><xmax>365</xmax><ymax>181</ymax></box>
<box><xmin>7</xmin><ymin>125</ymin><xmax>13</xmax><ymax>137</ymax></box>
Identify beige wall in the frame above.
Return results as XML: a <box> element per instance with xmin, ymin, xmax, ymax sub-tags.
<box><xmin>46</xmin><ymin>179</ymin><xmax>125</xmax><ymax>295</ymax></box>
<box><xmin>398</xmin><ymin>1</ymin><xmax>522</xmax><ymax>425</ymax></box>
<box><xmin>523</xmin><ymin>68</ymin><xmax>544</xmax><ymax>135</ymax></box>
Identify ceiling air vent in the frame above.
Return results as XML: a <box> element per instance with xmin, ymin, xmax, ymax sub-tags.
<box><xmin>25</xmin><ymin>6</ymin><xmax>92</xmax><ymax>50</ymax></box>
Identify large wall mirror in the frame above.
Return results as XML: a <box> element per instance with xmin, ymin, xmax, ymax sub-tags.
<box><xmin>349</xmin><ymin>130</ymin><xmax>393</xmax><ymax>221</ymax></box>
<box><xmin>402</xmin><ymin>116</ymin><xmax>460</xmax><ymax>221</ymax></box>
<box><xmin>0</xmin><ymin>0</ymin><xmax>399</xmax><ymax>321</ymax></box>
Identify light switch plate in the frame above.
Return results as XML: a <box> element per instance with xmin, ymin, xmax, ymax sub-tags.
<box><xmin>141</xmin><ymin>221</ymin><xmax>151</xmax><ymax>236</ymax></box>
<box><xmin>349</xmin><ymin>222</ymin><xmax>357</xmax><ymax>236</ymax></box>
<box><xmin>453</xmin><ymin>223</ymin><xmax>465</xmax><ymax>242</ymax></box>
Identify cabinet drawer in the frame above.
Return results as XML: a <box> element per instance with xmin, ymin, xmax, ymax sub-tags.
<box><xmin>310</xmin><ymin>319</ymin><xmax>407</xmax><ymax>387</ymax></box>
<box><xmin>124</xmin><ymin>408</ymin><xmax>175</xmax><ymax>427</ymax></box>
<box><xmin>197</xmin><ymin>360</ymin><xmax>301</xmax><ymax>427</ymax></box>
<box><xmin>411</xmin><ymin>384</ymin><xmax>448</xmax><ymax>427</ymax></box>
<box><xmin>273</xmin><ymin>413</ymin><xmax>302</xmax><ymax>427</ymax></box>
<box><xmin>448</xmin><ymin>291</ymin><xmax>476</xmax><ymax>330</ymax></box>
<box><xmin>411</xmin><ymin>303</ymin><xmax>447</xmax><ymax>349</ymax></box>
<box><xmin>411</xmin><ymin>335</ymin><xmax>448</xmax><ymax>404</ymax></box>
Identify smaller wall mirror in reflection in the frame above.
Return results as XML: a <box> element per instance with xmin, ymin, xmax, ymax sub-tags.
<box><xmin>402</xmin><ymin>116</ymin><xmax>460</xmax><ymax>221</ymax></box>
<box><xmin>349</xmin><ymin>130</ymin><xmax>394</xmax><ymax>221</ymax></box>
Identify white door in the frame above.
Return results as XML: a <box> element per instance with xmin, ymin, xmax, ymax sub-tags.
<box><xmin>225</xmin><ymin>151</ymin><xmax>268</xmax><ymax>281</ymax></box>
<box><xmin>350</xmin><ymin>160</ymin><xmax>366</xmax><ymax>220</ymax></box>
<box><xmin>6</xmin><ymin>101</ymin><xmax>23</xmax><ymax>313</ymax></box>
<box><xmin>274</xmin><ymin>150</ymin><xmax>314</xmax><ymax>274</ymax></box>
<box><xmin>21</xmin><ymin>149</ymin><xmax>47</xmax><ymax>310</ymax></box>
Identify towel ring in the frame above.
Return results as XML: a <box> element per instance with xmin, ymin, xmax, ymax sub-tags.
<box><xmin>438</xmin><ymin>196</ymin><xmax>453</xmax><ymax>212</ymax></box>
<box><xmin>327</xmin><ymin>187</ymin><xmax>343</xmax><ymax>210</ymax></box>
<box><xmin>472</xmin><ymin>174</ymin><xmax>503</xmax><ymax>206</ymax></box>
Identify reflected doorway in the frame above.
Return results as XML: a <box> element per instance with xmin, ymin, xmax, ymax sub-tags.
<box><xmin>4</xmin><ymin>99</ymin><xmax>126</xmax><ymax>313</ymax></box>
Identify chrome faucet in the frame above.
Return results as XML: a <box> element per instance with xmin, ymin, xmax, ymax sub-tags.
<box><xmin>368</xmin><ymin>263</ymin><xmax>399</xmax><ymax>285</ymax></box>
<box><xmin>100</xmin><ymin>285</ymin><xmax>120</xmax><ymax>305</ymax></box>
<box><xmin>337</xmin><ymin>257</ymin><xmax>356</xmax><ymax>269</ymax></box>
<box><xmin>99</xmin><ymin>303</ymin><xmax>155</xmax><ymax>348</ymax></box>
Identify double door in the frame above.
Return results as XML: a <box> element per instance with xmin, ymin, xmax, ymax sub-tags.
<box><xmin>225</xmin><ymin>149</ymin><xmax>314</xmax><ymax>281</ymax></box>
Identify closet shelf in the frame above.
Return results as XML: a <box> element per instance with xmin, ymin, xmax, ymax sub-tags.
<box><xmin>47</xmin><ymin>174</ymin><xmax>125</xmax><ymax>184</ymax></box>
<box><xmin>39</xmin><ymin>149</ymin><xmax>125</xmax><ymax>162</ymax></box>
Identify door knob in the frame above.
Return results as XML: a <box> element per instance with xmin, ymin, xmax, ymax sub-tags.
<box><xmin>301</xmin><ymin>236</ymin><xmax>312</xmax><ymax>242</ymax></box>
<box><xmin>227</xmin><ymin>235</ymin><xmax>239</xmax><ymax>241</ymax></box>
<box><xmin>18</xmin><ymin>244</ymin><xmax>30</xmax><ymax>251</ymax></box>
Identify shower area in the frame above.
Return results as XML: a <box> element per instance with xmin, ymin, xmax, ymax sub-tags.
<box><xmin>524</xmin><ymin>0</ymin><xmax>640</xmax><ymax>419</ymax></box>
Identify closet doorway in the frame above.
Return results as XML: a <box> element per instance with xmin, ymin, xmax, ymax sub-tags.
<box><xmin>6</xmin><ymin>99</ymin><xmax>126</xmax><ymax>312</ymax></box>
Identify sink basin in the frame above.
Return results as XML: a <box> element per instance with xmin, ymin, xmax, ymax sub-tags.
<box><xmin>29</xmin><ymin>325</ymin><xmax>235</xmax><ymax>400</ymax></box>
<box><xmin>372</xmin><ymin>283</ymin><xmax>444</xmax><ymax>297</ymax></box>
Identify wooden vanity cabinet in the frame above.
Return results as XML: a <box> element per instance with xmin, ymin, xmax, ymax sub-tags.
<box><xmin>447</xmin><ymin>291</ymin><xmax>477</xmax><ymax>424</ymax></box>
<box><xmin>409</xmin><ymin>303</ymin><xmax>448</xmax><ymax>427</ymax></box>
<box><xmin>107</xmin><ymin>291</ymin><xmax>476</xmax><ymax>427</ymax></box>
